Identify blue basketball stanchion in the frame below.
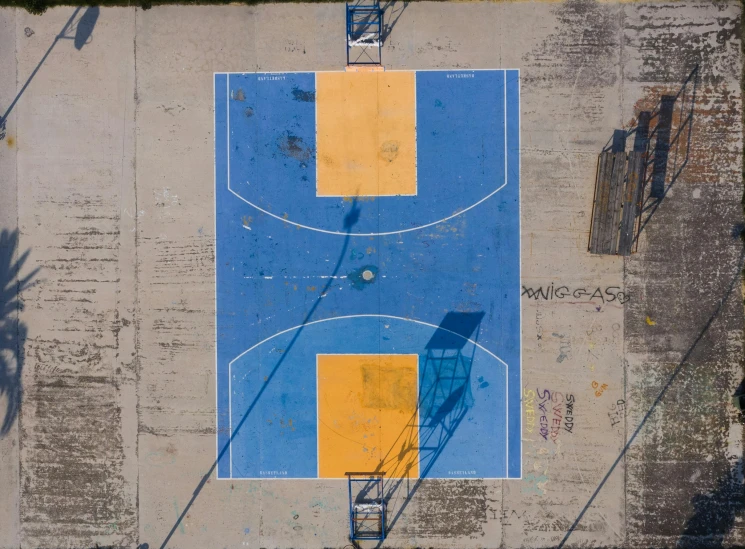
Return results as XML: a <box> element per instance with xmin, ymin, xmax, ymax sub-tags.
<box><xmin>346</xmin><ymin>472</ymin><xmax>386</xmax><ymax>541</ymax></box>
<box><xmin>346</xmin><ymin>2</ymin><xmax>383</xmax><ymax>66</ymax></box>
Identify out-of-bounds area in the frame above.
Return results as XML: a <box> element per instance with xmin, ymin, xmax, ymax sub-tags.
<box><xmin>0</xmin><ymin>2</ymin><xmax>743</xmax><ymax>548</ymax></box>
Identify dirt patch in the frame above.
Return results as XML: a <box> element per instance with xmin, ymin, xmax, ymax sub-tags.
<box><xmin>380</xmin><ymin>140</ymin><xmax>400</xmax><ymax>163</ymax></box>
<box><xmin>277</xmin><ymin>133</ymin><xmax>313</xmax><ymax>163</ymax></box>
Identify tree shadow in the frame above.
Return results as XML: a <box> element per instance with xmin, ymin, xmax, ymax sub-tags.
<box><xmin>676</xmin><ymin>458</ymin><xmax>745</xmax><ymax>548</ymax></box>
<box><xmin>0</xmin><ymin>229</ymin><xmax>39</xmax><ymax>437</ymax></box>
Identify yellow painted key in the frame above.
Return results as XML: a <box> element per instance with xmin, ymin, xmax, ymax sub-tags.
<box><xmin>315</xmin><ymin>72</ymin><xmax>417</xmax><ymax>197</ymax></box>
<box><xmin>317</xmin><ymin>354</ymin><xmax>419</xmax><ymax>478</ymax></box>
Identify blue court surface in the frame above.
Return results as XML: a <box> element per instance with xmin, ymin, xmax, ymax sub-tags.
<box><xmin>214</xmin><ymin>70</ymin><xmax>521</xmax><ymax>479</ymax></box>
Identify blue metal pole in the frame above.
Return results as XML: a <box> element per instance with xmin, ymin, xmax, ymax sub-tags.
<box><xmin>345</xmin><ymin>4</ymin><xmax>351</xmax><ymax>66</ymax></box>
<box><xmin>347</xmin><ymin>475</ymin><xmax>354</xmax><ymax>540</ymax></box>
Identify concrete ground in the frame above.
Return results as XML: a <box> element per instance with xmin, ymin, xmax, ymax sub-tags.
<box><xmin>0</xmin><ymin>1</ymin><xmax>743</xmax><ymax>548</ymax></box>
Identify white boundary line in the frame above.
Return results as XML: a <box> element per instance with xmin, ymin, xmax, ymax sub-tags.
<box><xmin>316</xmin><ymin>356</ymin><xmax>319</xmax><ymax>478</ymax></box>
<box><xmin>227</xmin><ymin>183</ymin><xmax>506</xmax><ymax>237</ymax></box>
<box><xmin>414</xmin><ymin>71</ymin><xmax>418</xmax><ymax>197</ymax></box>
<box><xmin>416</xmin><ymin>352</ymin><xmax>420</xmax><ymax>479</ymax></box>
<box><xmin>503</xmin><ymin>71</ymin><xmax>509</xmax><ymax>474</ymax></box>
<box><xmin>517</xmin><ymin>70</ymin><xmax>523</xmax><ymax>479</ymax></box>
<box><xmin>228</xmin><ymin>314</ymin><xmax>508</xmax><ymax>368</ymax></box>
<box><xmin>226</xmin><ymin>74</ymin><xmax>233</xmax><ymax>479</ymax></box>
<box><xmin>215</xmin><ymin>69</ymin><xmax>522</xmax><ymax>74</ymax></box>
<box><xmin>314</xmin><ymin>72</ymin><xmax>318</xmax><ymax>197</ymax></box>
<box><xmin>315</xmin><ymin>353</ymin><xmax>419</xmax><ymax>479</ymax></box>
<box><xmin>225</xmin><ymin>70</ymin><xmax>508</xmax><ymax>237</ymax></box>
<box><xmin>214</xmin><ymin>74</ymin><xmax>219</xmax><ymax>476</ymax></box>
<box><xmin>219</xmin><ymin>69</ymin><xmax>522</xmax><ymax>480</ymax></box>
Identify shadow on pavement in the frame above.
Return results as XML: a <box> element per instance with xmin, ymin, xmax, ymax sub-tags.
<box><xmin>0</xmin><ymin>228</ymin><xmax>38</xmax><ymax>437</ymax></box>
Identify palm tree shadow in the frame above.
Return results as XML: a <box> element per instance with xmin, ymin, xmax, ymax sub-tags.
<box><xmin>0</xmin><ymin>229</ymin><xmax>39</xmax><ymax>437</ymax></box>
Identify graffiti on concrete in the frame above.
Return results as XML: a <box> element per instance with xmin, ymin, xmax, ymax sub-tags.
<box><xmin>608</xmin><ymin>399</ymin><xmax>626</xmax><ymax>429</ymax></box>
<box><xmin>592</xmin><ymin>380</ymin><xmax>609</xmax><ymax>397</ymax></box>
<box><xmin>521</xmin><ymin>284</ymin><xmax>630</xmax><ymax>304</ymax></box>
<box><xmin>537</xmin><ymin>389</ymin><xmax>575</xmax><ymax>442</ymax></box>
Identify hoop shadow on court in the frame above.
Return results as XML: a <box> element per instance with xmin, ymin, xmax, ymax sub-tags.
<box><xmin>0</xmin><ymin>7</ymin><xmax>98</xmax><ymax>138</ymax></box>
<box><xmin>381</xmin><ymin>0</ymin><xmax>408</xmax><ymax>42</ymax></box>
<box><xmin>0</xmin><ymin>229</ymin><xmax>38</xmax><ymax>437</ymax></box>
<box><xmin>352</xmin><ymin>311</ymin><xmax>485</xmax><ymax>541</ymax></box>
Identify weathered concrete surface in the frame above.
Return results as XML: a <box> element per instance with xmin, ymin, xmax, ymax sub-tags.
<box><xmin>0</xmin><ymin>2</ymin><xmax>742</xmax><ymax>548</ymax></box>
<box><xmin>623</xmin><ymin>4</ymin><xmax>745</xmax><ymax>546</ymax></box>
<box><xmin>1</xmin><ymin>7</ymin><xmax>138</xmax><ymax>548</ymax></box>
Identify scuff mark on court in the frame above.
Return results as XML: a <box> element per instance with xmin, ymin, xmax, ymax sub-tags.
<box><xmin>380</xmin><ymin>140</ymin><xmax>400</xmax><ymax>163</ymax></box>
<box><xmin>291</xmin><ymin>87</ymin><xmax>315</xmax><ymax>102</ymax></box>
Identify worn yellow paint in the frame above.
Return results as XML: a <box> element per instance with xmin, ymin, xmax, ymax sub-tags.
<box><xmin>317</xmin><ymin>354</ymin><xmax>418</xmax><ymax>478</ymax></box>
<box><xmin>316</xmin><ymin>71</ymin><xmax>416</xmax><ymax>197</ymax></box>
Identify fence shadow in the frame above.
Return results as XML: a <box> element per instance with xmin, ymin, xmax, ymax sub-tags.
<box><xmin>346</xmin><ymin>311</ymin><xmax>485</xmax><ymax>542</ymax></box>
<box><xmin>0</xmin><ymin>229</ymin><xmax>38</xmax><ymax>437</ymax></box>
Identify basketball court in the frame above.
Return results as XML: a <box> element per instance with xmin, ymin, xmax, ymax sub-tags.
<box><xmin>2</xmin><ymin>2</ymin><xmax>744</xmax><ymax>548</ymax></box>
<box><xmin>214</xmin><ymin>69</ymin><xmax>521</xmax><ymax>480</ymax></box>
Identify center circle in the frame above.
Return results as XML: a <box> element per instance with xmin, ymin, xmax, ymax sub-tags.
<box><xmin>362</xmin><ymin>269</ymin><xmax>374</xmax><ymax>281</ymax></box>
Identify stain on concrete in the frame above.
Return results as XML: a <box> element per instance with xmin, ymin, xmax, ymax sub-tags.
<box><xmin>403</xmin><ymin>480</ymin><xmax>488</xmax><ymax>538</ymax></box>
<box><xmin>523</xmin><ymin>0</ymin><xmax>619</xmax><ymax>90</ymax></box>
<box><xmin>624</xmin><ymin>4</ymin><xmax>741</xmax><ymax>85</ymax></box>
<box><xmin>20</xmin><ymin>376</ymin><xmax>136</xmax><ymax>545</ymax></box>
